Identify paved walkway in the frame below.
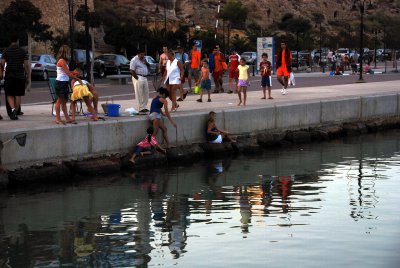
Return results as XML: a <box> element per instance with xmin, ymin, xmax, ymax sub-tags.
<box><xmin>0</xmin><ymin>79</ymin><xmax>399</xmax><ymax>132</ymax></box>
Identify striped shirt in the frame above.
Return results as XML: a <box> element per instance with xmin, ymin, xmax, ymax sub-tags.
<box><xmin>2</xmin><ymin>45</ymin><xmax>28</xmax><ymax>79</ymax></box>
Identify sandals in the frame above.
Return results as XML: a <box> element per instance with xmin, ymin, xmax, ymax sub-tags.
<box><xmin>183</xmin><ymin>91</ymin><xmax>188</xmax><ymax>99</ymax></box>
<box><xmin>66</xmin><ymin>120</ymin><xmax>78</xmax><ymax>124</ymax></box>
<box><xmin>171</xmin><ymin>104</ymin><xmax>179</xmax><ymax>112</ymax></box>
<box><xmin>56</xmin><ymin>120</ymin><xmax>66</xmax><ymax>125</ymax></box>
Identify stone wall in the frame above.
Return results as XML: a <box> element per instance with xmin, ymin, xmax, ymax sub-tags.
<box><xmin>1</xmin><ymin>0</ymin><xmax>94</xmax><ymax>33</ymax></box>
<box><xmin>1</xmin><ymin>0</ymin><xmax>95</xmax><ymax>53</ymax></box>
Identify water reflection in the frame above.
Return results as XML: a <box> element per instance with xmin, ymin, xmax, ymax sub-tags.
<box><xmin>1</xmin><ymin>131</ymin><xmax>400</xmax><ymax>267</ymax></box>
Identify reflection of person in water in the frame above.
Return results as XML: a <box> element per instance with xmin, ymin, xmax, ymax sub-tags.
<box><xmin>8</xmin><ymin>223</ymin><xmax>31</xmax><ymax>267</ymax></box>
<box><xmin>239</xmin><ymin>186</ymin><xmax>252</xmax><ymax>234</ymax></box>
<box><xmin>276</xmin><ymin>176</ymin><xmax>293</xmax><ymax>213</ymax></box>
<box><xmin>262</xmin><ymin>179</ymin><xmax>274</xmax><ymax>214</ymax></box>
<box><xmin>166</xmin><ymin>194</ymin><xmax>189</xmax><ymax>258</ymax></box>
<box><xmin>198</xmin><ymin>159</ymin><xmax>231</xmax><ymax>213</ymax></box>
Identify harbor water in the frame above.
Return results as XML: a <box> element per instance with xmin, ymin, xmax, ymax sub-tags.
<box><xmin>0</xmin><ymin>130</ymin><xmax>399</xmax><ymax>268</ymax></box>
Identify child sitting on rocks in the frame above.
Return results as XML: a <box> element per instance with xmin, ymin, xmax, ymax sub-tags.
<box><xmin>130</xmin><ymin>126</ymin><xmax>166</xmax><ymax>164</ymax></box>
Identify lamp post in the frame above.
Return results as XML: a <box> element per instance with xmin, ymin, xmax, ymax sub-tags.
<box><xmin>351</xmin><ymin>0</ymin><xmax>374</xmax><ymax>83</ymax></box>
<box><xmin>67</xmin><ymin>0</ymin><xmax>75</xmax><ymax>70</ymax></box>
<box><xmin>373</xmin><ymin>29</ymin><xmax>379</xmax><ymax>69</ymax></box>
<box><xmin>84</xmin><ymin>0</ymin><xmax>91</xmax><ymax>82</ymax></box>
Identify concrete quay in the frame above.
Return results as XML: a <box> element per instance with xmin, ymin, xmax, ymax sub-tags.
<box><xmin>0</xmin><ymin>80</ymin><xmax>399</xmax><ymax>171</ymax></box>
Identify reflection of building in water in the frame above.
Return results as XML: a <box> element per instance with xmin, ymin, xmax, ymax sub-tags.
<box><xmin>347</xmin><ymin>159</ymin><xmax>379</xmax><ymax>221</ymax></box>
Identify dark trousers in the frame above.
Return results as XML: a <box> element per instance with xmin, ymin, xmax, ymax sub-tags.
<box><xmin>1</xmin><ymin>78</ymin><xmax>23</xmax><ymax>116</ymax></box>
<box><xmin>3</xmin><ymin>94</ymin><xmax>21</xmax><ymax>116</ymax></box>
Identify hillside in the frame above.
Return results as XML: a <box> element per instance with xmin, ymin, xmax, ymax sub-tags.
<box><xmin>94</xmin><ymin>0</ymin><xmax>400</xmax><ymax>31</ymax></box>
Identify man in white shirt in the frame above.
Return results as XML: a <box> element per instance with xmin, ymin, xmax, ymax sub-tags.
<box><xmin>130</xmin><ymin>49</ymin><xmax>150</xmax><ymax>114</ymax></box>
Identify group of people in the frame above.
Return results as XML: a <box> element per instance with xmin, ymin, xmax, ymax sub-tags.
<box><xmin>0</xmin><ymin>36</ymin><xmax>294</xmax><ymax>165</ymax></box>
<box><xmin>0</xmin><ymin>36</ymin><xmax>101</xmax><ymax>124</ymax></box>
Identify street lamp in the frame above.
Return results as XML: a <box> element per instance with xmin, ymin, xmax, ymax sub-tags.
<box><xmin>351</xmin><ymin>0</ymin><xmax>375</xmax><ymax>83</ymax></box>
<box><xmin>67</xmin><ymin>0</ymin><xmax>75</xmax><ymax>69</ymax></box>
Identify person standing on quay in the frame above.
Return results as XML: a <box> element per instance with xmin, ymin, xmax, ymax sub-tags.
<box><xmin>163</xmin><ymin>50</ymin><xmax>184</xmax><ymax>112</ymax></box>
<box><xmin>213</xmin><ymin>46</ymin><xmax>225</xmax><ymax>93</ymax></box>
<box><xmin>276</xmin><ymin>41</ymin><xmax>292</xmax><ymax>95</ymax></box>
<box><xmin>260</xmin><ymin>53</ymin><xmax>273</xmax><ymax>99</ymax></box>
<box><xmin>236</xmin><ymin>58</ymin><xmax>250</xmax><ymax>106</ymax></box>
<box><xmin>174</xmin><ymin>46</ymin><xmax>189</xmax><ymax>101</ymax></box>
<box><xmin>54</xmin><ymin>45</ymin><xmax>82</xmax><ymax>125</ymax></box>
<box><xmin>228</xmin><ymin>49</ymin><xmax>240</xmax><ymax>94</ymax></box>
<box><xmin>130</xmin><ymin>49</ymin><xmax>151</xmax><ymax>114</ymax></box>
<box><xmin>158</xmin><ymin>46</ymin><xmax>168</xmax><ymax>77</ymax></box>
<box><xmin>188</xmin><ymin>43</ymin><xmax>201</xmax><ymax>93</ymax></box>
<box><xmin>0</xmin><ymin>35</ymin><xmax>30</xmax><ymax>120</ymax></box>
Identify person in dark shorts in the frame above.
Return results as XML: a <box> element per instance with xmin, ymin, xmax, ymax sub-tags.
<box><xmin>0</xmin><ymin>35</ymin><xmax>30</xmax><ymax>120</ymax></box>
<box><xmin>260</xmin><ymin>53</ymin><xmax>273</xmax><ymax>99</ymax></box>
<box><xmin>196</xmin><ymin>60</ymin><xmax>212</xmax><ymax>102</ymax></box>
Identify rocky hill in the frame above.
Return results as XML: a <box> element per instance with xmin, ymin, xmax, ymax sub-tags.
<box><xmin>94</xmin><ymin>0</ymin><xmax>400</xmax><ymax>30</ymax></box>
<box><xmin>1</xmin><ymin>0</ymin><xmax>399</xmax><ymax>52</ymax></box>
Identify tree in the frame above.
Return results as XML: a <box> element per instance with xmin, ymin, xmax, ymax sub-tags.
<box><xmin>220</xmin><ymin>0</ymin><xmax>248</xmax><ymax>49</ymax></box>
<box><xmin>0</xmin><ymin>0</ymin><xmax>52</xmax><ymax>68</ymax></box>
<box><xmin>278</xmin><ymin>13</ymin><xmax>312</xmax><ymax>69</ymax></box>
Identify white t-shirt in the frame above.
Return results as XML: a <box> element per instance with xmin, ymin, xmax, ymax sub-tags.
<box><xmin>130</xmin><ymin>55</ymin><xmax>149</xmax><ymax>76</ymax></box>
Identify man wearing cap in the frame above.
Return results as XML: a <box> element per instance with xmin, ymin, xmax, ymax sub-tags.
<box><xmin>130</xmin><ymin>49</ymin><xmax>151</xmax><ymax>114</ymax></box>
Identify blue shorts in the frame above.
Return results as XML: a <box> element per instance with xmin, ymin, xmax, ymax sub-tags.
<box><xmin>261</xmin><ymin>76</ymin><xmax>272</xmax><ymax>87</ymax></box>
<box><xmin>134</xmin><ymin>146</ymin><xmax>152</xmax><ymax>155</ymax></box>
<box><xmin>201</xmin><ymin>79</ymin><xmax>211</xmax><ymax>90</ymax></box>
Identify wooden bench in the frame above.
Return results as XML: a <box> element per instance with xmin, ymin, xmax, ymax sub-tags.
<box><xmin>108</xmin><ymin>74</ymin><xmax>131</xmax><ymax>85</ymax></box>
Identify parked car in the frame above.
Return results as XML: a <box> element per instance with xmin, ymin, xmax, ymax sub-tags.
<box><xmin>311</xmin><ymin>48</ymin><xmax>330</xmax><ymax>63</ymax></box>
<box><xmin>73</xmin><ymin>49</ymin><xmax>105</xmax><ymax>78</ymax></box>
<box><xmin>336</xmin><ymin>48</ymin><xmax>350</xmax><ymax>58</ymax></box>
<box><xmin>240</xmin><ymin>51</ymin><xmax>257</xmax><ymax>64</ymax></box>
<box><xmin>96</xmin><ymin>54</ymin><xmax>130</xmax><ymax>75</ymax></box>
<box><xmin>291</xmin><ymin>51</ymin><xmax>310</xmax><ymax>67</ymax></box>
<box><xmin>31</xmin><ymin>54</ymin><xmax>57</xmax><ymax>81</ymax></box>
<box><xmin>144</xmin><ymin>55</ymin><xmax>157</xmax><ymax>74</ymax></box>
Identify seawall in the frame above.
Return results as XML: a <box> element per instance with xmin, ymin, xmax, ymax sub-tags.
<box><xmin>1</xmin><ymin>91</ymin><xmax>399</xmax><ymax>171</ymax></box>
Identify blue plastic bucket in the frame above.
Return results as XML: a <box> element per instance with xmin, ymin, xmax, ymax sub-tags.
<box><xmin>107</xmin><ymin>104</ymin><xmax>120</xmax><ymax>117</ymax></box>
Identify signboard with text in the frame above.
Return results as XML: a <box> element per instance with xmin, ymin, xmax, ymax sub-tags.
<box><xmin>257</xmin><ymin>37</ymin><xmax>275</xmax><ymax>73</ymax></box>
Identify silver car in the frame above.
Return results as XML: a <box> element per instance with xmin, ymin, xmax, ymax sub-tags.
<box><xmin>31</xmin><ymin>54</ymin><xmax>57</xmax><ymax>81</ymax></box>
<box><xmin>240</xmin><ymin>51</ymin><xmax>257</xmax><ymax>64</ymax></box>
<box><xmin>144</xmin><ymin>56</ymin><xmax>157</xmax><ymax>74</ymax></box>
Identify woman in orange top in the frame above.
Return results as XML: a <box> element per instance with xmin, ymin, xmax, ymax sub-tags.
<box><xmin>276</xmin><ymin>41</ymin><xmax>292</xmax><ymax>95</ymax></box>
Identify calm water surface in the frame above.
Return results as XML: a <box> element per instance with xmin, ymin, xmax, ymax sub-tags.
<box><xmin>1</xmin><ymin>131</ymin><xmax>400</xmax><ymax>268</ymax></box>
